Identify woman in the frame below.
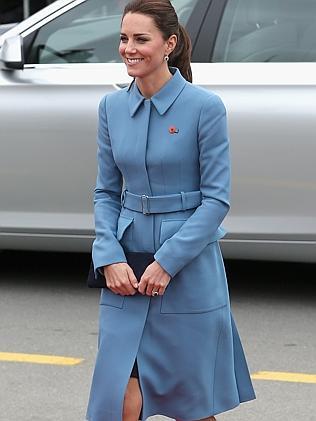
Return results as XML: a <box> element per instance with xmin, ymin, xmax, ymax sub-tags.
<box><xmin>86</xmin><ymin>1</ymin><xmax>256</xmax><ymax>420</ymax></box>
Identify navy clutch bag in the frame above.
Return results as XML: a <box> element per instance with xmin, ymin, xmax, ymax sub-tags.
<box><xmin>87</xmin><ymin>251</ymin><xmax>155</xmax><ymax>288</ymax></box>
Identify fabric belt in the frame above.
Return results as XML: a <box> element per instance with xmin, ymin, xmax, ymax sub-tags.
<box><xmin>121</xmin><ymin>189</ymin><xmax>202</xmax><ymax>215</ymax></box>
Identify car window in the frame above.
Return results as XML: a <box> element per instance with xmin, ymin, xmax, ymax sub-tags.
<box><xmin>212</xmin><ymin>0</ymin><xmax>316</xmax><ymax>62</ymax></box>
<box><xmin>25</xmin><ymin>0</ymin><xmax>198</xmax><ymax>64</ymax></box>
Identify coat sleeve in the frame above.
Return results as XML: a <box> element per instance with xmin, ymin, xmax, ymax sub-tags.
<box><xmin>92</xmin><ymin>95</ymin><xmax>127</xmax><ymax>276</ymax></box>
<box><xmin>153</xmin><ymin>94</ymin><xmax>231</xmax><ymax>278</ymax></box>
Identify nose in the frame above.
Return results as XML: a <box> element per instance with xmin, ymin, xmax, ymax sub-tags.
<box><xmin>125</xmin><ymin>40</ymin><xmax>137</xmax><ymax>54</ymax></box>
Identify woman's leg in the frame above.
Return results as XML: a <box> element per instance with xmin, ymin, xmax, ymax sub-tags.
<box><xmin>122</xmin><ymin>377</ymin><xmax>142</xmax><ymax>421</ymax></box>
<box><xmin>195</xmin><ymin>417</ymin><xmax>216</xmax><ymax>421</ymax></box>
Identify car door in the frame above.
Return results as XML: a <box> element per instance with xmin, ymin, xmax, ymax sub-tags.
<box><xmin>192</xmin><ymin>0</ymin><xmax>316</xmax><ymax>262</ymax></box>
<box><xmin>0</xmin><ymin>0</ymin><xmax>206</xmax><ymax>252</ymax></box>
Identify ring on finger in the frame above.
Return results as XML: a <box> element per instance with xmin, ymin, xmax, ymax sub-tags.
<box><xmin>152</xmin><ymin>290</ymin><xmax>159</xmax><ymax>296</ymax></box>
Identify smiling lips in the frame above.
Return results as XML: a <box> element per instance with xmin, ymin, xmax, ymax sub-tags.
<box><xmin>126</xmin><ymin>58</ymin><xmax>144</xmax><ymax>65</ymax></box>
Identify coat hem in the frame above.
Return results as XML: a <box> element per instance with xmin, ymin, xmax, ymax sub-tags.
<box><xmin>140</xmin><ymin>396</ymin><xmax>256</xmax><ymax>421</ymax></box>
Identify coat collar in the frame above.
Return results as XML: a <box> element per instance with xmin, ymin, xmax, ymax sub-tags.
<box><xmin>127</xmin><ymin>67</ymin><xmax>187</xmax><ymax>117</ymax></box>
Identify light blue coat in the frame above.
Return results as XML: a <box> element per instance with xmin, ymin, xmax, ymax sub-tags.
<box><xmin>86</xmin><ymin>67</ymin><xmax>255</xmax><ymax>421</ymax></box>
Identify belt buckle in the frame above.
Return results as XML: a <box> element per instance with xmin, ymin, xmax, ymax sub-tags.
<box><xmin>141</xmin><ymin>195</ymin><xmax>150</xmax><ymax>215</ymax></box>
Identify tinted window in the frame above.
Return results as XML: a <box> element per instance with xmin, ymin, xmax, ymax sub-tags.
<box><xmin>26</xmin><ymin>0</ymin><xmax>198</xmax><ymax>64</ymax></box>
<box><xmin>213</xmin><ymin>0</ymin><xmax>316</xmax><ymax>62</ymax></box>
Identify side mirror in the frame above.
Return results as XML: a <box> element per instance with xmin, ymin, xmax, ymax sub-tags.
<box><xmin>0</xmin><ymin>35</ymin><xmax>24</xmax><ymax>70</ymax></box>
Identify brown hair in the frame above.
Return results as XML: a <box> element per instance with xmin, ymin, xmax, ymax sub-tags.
<box><xmin>122</xmin><ymin>0</ymin><xmax>192</xmax><ymax>82</ymax></box>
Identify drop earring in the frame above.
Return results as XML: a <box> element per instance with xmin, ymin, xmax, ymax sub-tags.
<box><xmin>164</xmin><ymin>55</ymin><xmax>169</xmax><ymax>61</ymax></box>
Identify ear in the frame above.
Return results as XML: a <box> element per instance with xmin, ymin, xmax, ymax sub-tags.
<box><xmin>166</xmin><ymin>34</ymin><xmax>177</xmax><ymax>55</ymax></box>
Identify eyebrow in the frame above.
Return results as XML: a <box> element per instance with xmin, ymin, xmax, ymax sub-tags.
<box><xmin>120</xmin><ymin>32</ymin><xmax>151</xmax><ymax>36</ymax></box>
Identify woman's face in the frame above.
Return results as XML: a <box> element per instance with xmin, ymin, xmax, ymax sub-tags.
<box><xmin>119</xmin><ymin>12</ymin><xmax>175</xmax><ymax>79</ymax></box>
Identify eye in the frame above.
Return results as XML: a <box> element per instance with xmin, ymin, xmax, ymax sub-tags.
<box><xmin>120</xmin><ymin>35</ymin><xmax>128</xmax><ymax>43</ymax></box>
<box><xmin>137</xmin><ymin>37</ymin><xmax>149</xmax><ymax>43</ymax></box>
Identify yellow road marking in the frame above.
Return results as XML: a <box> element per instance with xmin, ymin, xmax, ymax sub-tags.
<box><xmin>0</xmin><ymin>352</ymin><xmax>83</xmax><ymax>366</ymax></box>
<box><xmin>251</xmin><ymin>371</ymin><xmax>316</xmax><ymax>384</ymax></box>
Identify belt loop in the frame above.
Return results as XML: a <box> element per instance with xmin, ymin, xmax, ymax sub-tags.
<box><xmin>121</xmin><ymin>188</ymin><xmax>127</xmax><ymax>206</ymax></box>
<box><xmin>180</xmin><ymin>191</ymin><xmax>186</xmax><ymax>210</ymax></box>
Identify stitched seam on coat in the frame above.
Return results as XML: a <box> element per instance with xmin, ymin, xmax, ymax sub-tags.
<box><xmin>212</xmin><ymin>306</ymin><xmax>225</xmax><ymax>414</ymax></box>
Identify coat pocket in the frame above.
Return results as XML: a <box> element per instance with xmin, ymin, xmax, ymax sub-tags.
<box><xmin>99</xmin><ymin>287</ymin><xmax>125</xmax><ymax>309</ymax></box>
<box><xmin>160</xmin><ymin>242</ymin><xmax>228</xmax><ymax>314</ymax></box>
<box><xmin>159</xmin><ymin>219</ymin><xmax>187</xmax><ymax>245</ymax></box>
<box><xmin>159</xmin><ymin>219</ymin><xmax>227</xmax><ymax>246</ymax></box>
<box><xmin>117</xmin><ymin>215</ymin><xmax>134</xmax><ymax>245</ymax></box>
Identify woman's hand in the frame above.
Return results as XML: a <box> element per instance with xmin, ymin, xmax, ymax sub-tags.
<box><xmin>137</xmin><ymin>260</ymin><xmax>171</xmax><ymax>296</ymax></box>
<box><xmin>103</xmin><ymin>262</ymin><xmax>138</xmax><ymax>295</ymax></box>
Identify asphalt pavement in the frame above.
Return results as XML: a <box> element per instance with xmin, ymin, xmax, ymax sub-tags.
<box><xmin>0</xmin><ymin>250</ymin><xmax>315</xmax><ymax>421</ymax></box>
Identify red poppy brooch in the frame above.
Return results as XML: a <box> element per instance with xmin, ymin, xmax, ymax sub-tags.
<box><xmin>169</xmin><ymin>126</ymin><xmax>179</xmax><ymax>134</ymax></box>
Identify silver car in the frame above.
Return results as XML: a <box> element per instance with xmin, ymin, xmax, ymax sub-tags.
<box><xmin>0</xmin><ymin>24</ymin><xmax>17</xmax><ymax>35</ymax></box>
<box><xmin>1</xmin><ymin>0</ymin><xmax>315</xmax><ymax>262</ymax></box>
